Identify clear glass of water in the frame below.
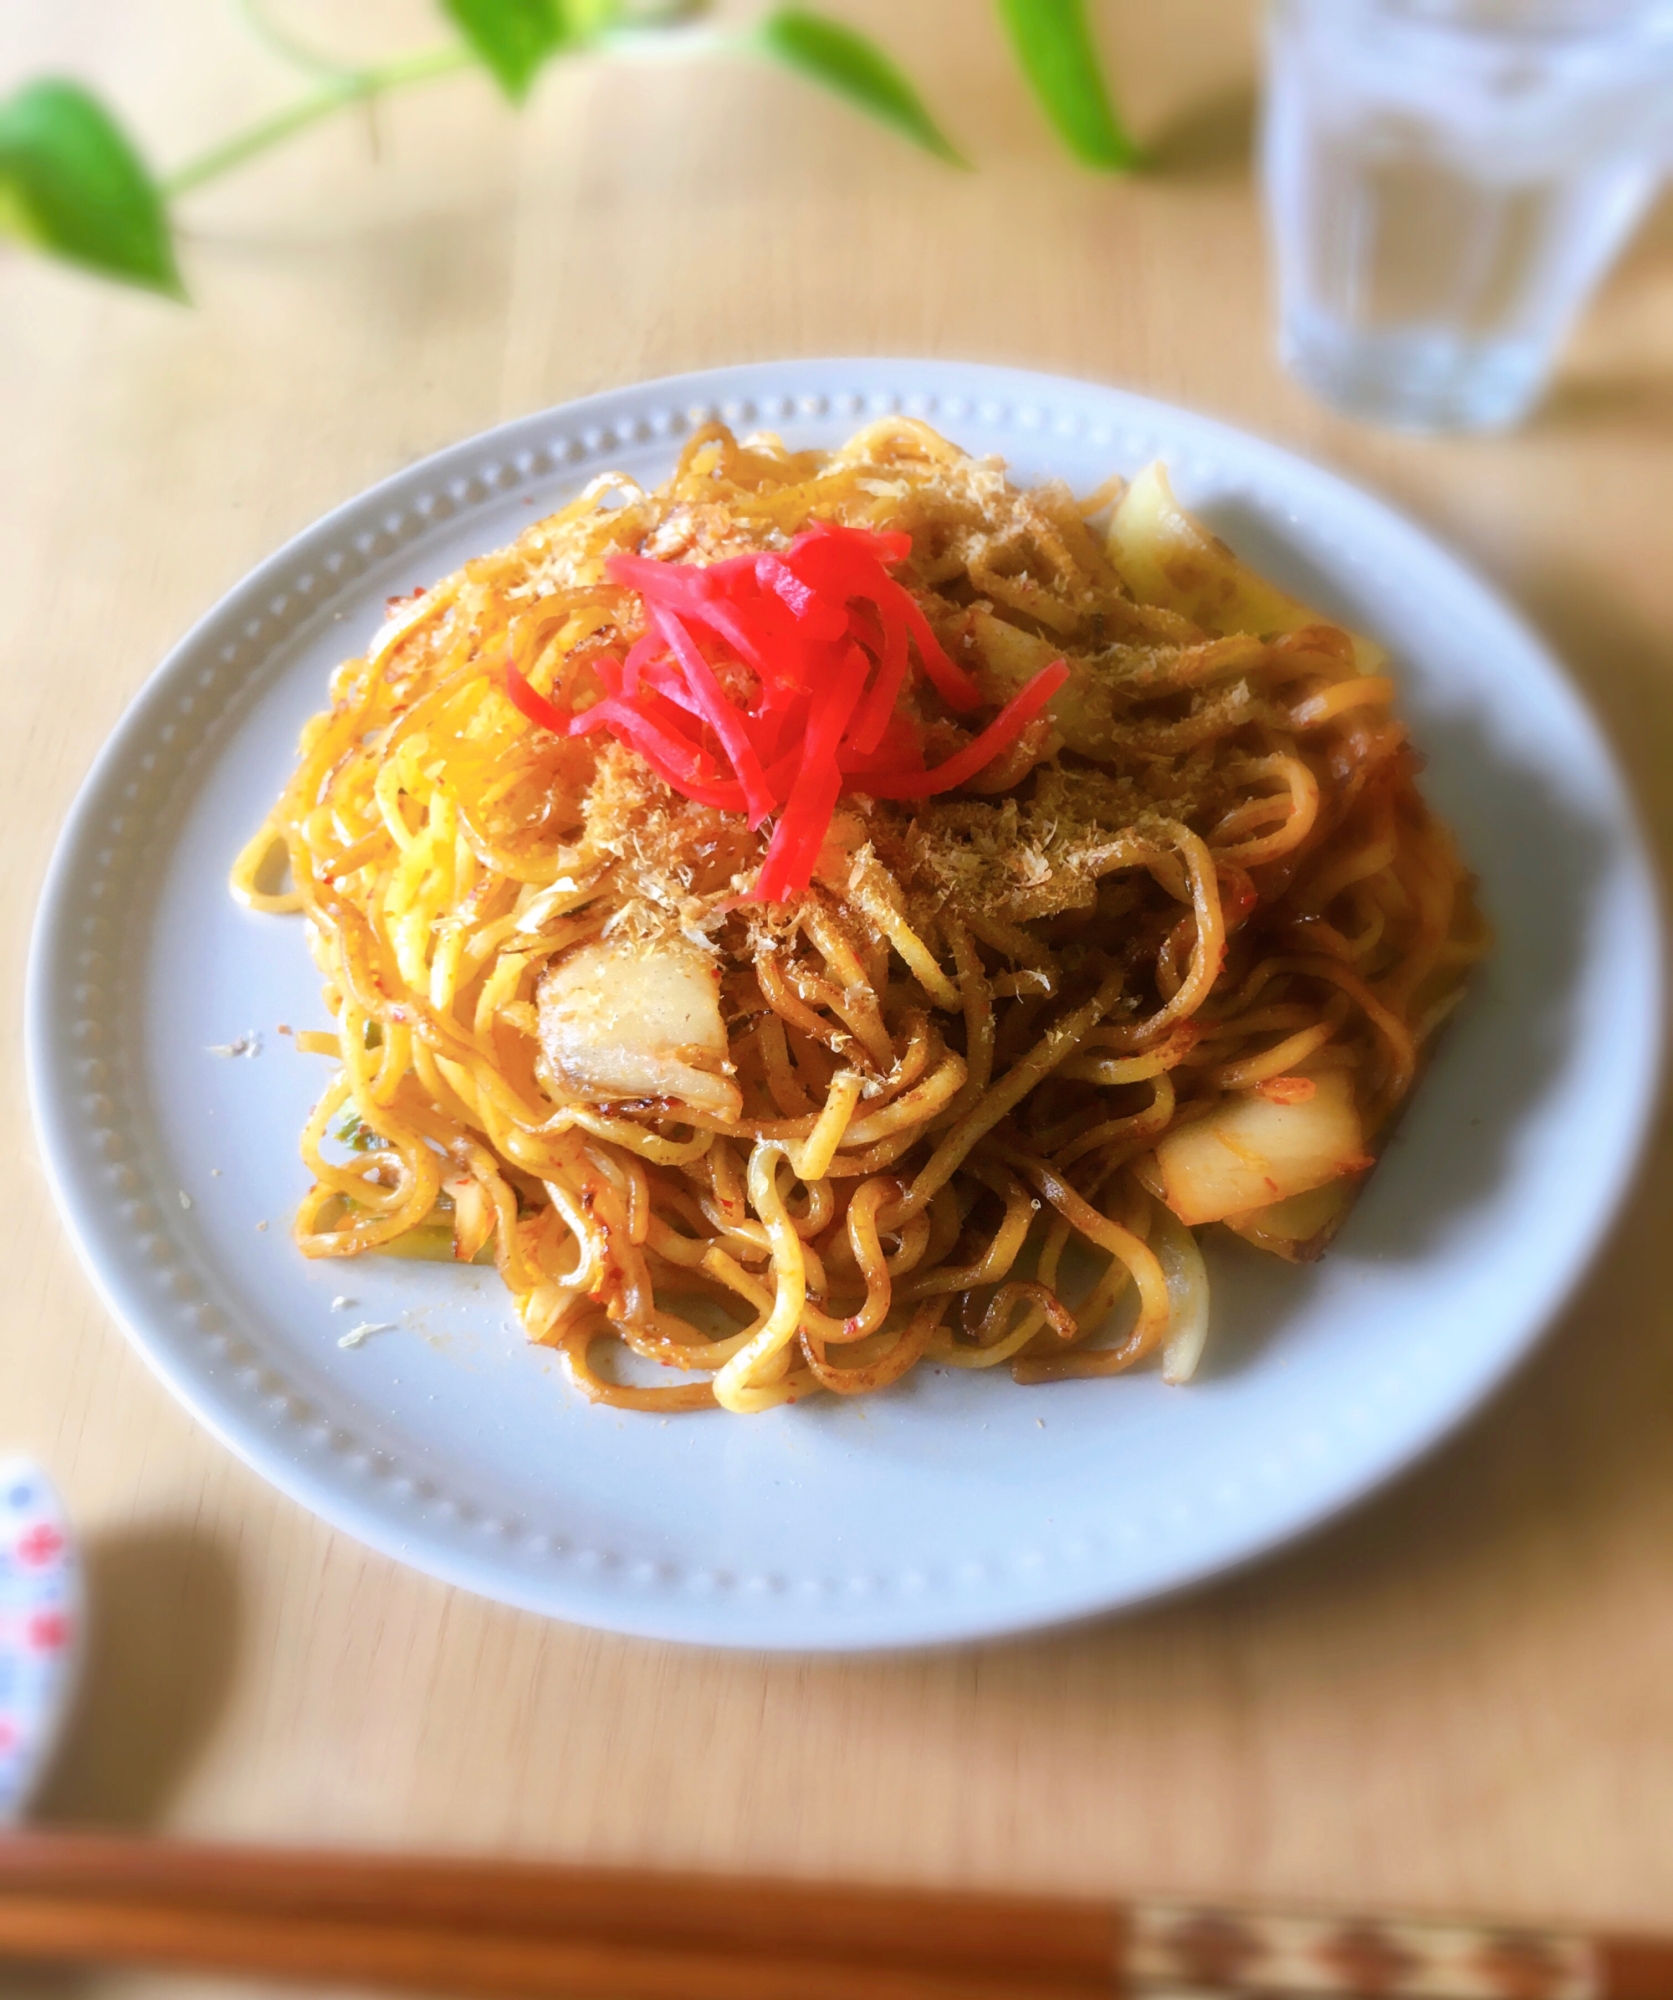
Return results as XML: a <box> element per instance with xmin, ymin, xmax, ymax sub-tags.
<box><xmin>1263</xmin><ymin>0</ymin><xmax>1673</xmax><ymax>431</ymax></box>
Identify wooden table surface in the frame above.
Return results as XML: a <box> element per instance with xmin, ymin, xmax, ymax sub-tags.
<box><xmin>5</xmin><ymin>2</ymin><xmax>1673</xmax><ymax>1991</ymax></box>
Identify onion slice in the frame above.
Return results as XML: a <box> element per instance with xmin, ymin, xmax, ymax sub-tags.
<box><xmin>1150</xmin><ymin>1201</ymin><xmax>1211</xmax><ymax>1385</ymax></box>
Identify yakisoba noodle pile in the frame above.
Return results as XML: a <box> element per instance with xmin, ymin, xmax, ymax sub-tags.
<box><xmin>234</xmin><ymin>419</ymin><xmax>1484</xmax><ymax>1414</ymax></box>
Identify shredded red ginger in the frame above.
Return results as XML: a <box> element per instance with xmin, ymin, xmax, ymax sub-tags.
<box><xmin>503</xmin><ymin>518</ymin><xmax>1068</xmax><ymax>903</ymax></box>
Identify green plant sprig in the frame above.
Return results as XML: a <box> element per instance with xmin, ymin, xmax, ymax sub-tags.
<box><xmin>0</xmin><ymin>0</ymin><xmax>1140</xmax><ymax>301</ymax></box>
<box><xmin>164</xmin><ymin>45</ymin><xmax>477</xmax><ymax>199</ymax></box>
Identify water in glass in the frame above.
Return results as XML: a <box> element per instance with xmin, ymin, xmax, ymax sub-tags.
<box><xmin>1264</xmin><ymin>0</ymin><xmax>1673</xmax><ymax>430</ymax></box>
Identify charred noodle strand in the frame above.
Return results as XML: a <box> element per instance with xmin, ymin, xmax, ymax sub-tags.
<box><xmin>758</xmin><ymin>1012</ymin><xmax>814</xmax><ymax>1116</ymax></box>
<box><xmin>785</xmin><ymin>1176</ymin><xmax>836</xmax><ymax>1239</ymax></box>
<box><xmin>1077</xmin><ymin>1021</ymin><xmax>1199</xmax><ymax>1068</ymax></box>
<box><xmin>846</xmin><ymin>855</ymin><xmax>961</xmax><ymax>1009</ymax></box>
<box><xmin>565</xmin><ymin>1136</ymin><xmax>650</xmax><ymax>1319</ymax></box>
<box><xmin>946</xmin><ymin>917</ymin><xmax>995</xmax><ymax>1110</ymax></box>
<box><xmin>1090</xmin><ymin>826</ymin><xmax>1226</xmax><ymax>1048</ymax></box>
<box><xmin>797</xmin><ymin>1239</ymin><xmax>838</xmax><ymax>1319</ymax></box>
<box><xmin>1279</xmin><ymin>955</ymin><xmax>1417</xmax><ymax>1111</ymax></box>
<box><xmin>1002</xmin><ymin>1153</ymin><xmax>1171</xmax><ymax>1380</ymax></box>
<box><xmin>1290</xmin><ymin>675</ymin><xmax>1396</xmax><ymax>728</ymax></box>
<box><xmin>1297</xmin><ymin>793</ymin><xmax>1399</xmax><ymax>915</ymax></box>
<box><xmin>696</xmin><ymin>1193</ymin><xmax>772</xmax><ymax>1261</ymax></box>
<box><xmin>701</xmin><ymin>1143</ymin><xmax>772</xmax><ymax>1258</ymax></box>
<box><xmin>755</xmin><ymin>951</ymin><xmax>863</xmax><ymax>1065</ymax></box>
<box><xmin>681</xmin><ymin>1105</ymin><xmax>822</xmax><ymax>1144</ymax></box>
<box><xmin>880</xmin><ymin>969</ymin><xmax>1128</xmax><ymax>1228</ymax></box>
<box><xmin>561</xmin><ymin>1109</ymin><xmax>713</xmax><ymax>1168</ymax></box>
<box><xmin>563</xmin><ymin>1319</ymin><xmax>719</xmax><ymax>1413</ymax></box>
<box><xmin>1056</xmin><ymin>1048</ymin><xmax>1180</xmax><ymax>1087</ymax></box>
<box><xmin>882</xmin><ymin>1209</ymin><xmax>932</xmax><ymax>1276</ymax></box>
<box><xmin>898</xmin><ymin>1159</ymin><xmax>1039</xmax><ymax>1301</ymax></box>
<box><xmin>868</xmin><ymin>1011</ymin><xmax>934</xmax><ymax>1100</ymax></box>
<box><xmin>584</xmin><ymin>1143</ymin><xmax>650</xmax><ymax>1246</ymax></box>
<box><xmin>1210</xmin><ymin>754</ymin><xmax>1320</xmax><ymax>867</ymax></box>
<box><xmin>700</xmin><ymin>1245</ymin><xmax>775</xmax><ymax>1316</ymax></box>
<box><xmin>841</xmin><ymin>1052</ymin><xmax>967</xmax><ymax>1148</ymax></box>
<box><xmin>927</xmin><ymin>1216</ymin><xmax>1069</xmax><ymax>1369</ymax></box>
<box><xmin>454</xmin><ymin>1141</ymin><xmax>543</xmax><ymax>1295</ymax></box>
<box><xmin>819</xmin><ymin>1126</ymin><xmax>927</xmax><ymax>1178</ymax></box>
<box><xmin>801</xmin><ymin>896</ymin><xmax>891</xmax><ymax>1039</ymax></box>
<box><xmin>964</xmin><ymin>909</ymin><xmax>1051</xmax><ymax>970</ymax></box>
<box><xmin>1381</xmin><ymin>816</ymin><xmax>1462</xmax><ymax>1013</ymax></box>
<box><xmin>787</xmin><ymin>958</ymin><xmax>894</xmax><ymax>1071</ymax></box>
<box><xmin>1054</xmin><ymin>1072</ymin><xmax>1177</xmax><ymax>1170</ymax></box>
<box><xmin>839</xmin><ymin>1177</ymin><xmax>896</xmax><ymax>1339</ymax></box>
<box><xmin>991</xmin><ymin>988</ymin><xmax>1051</xmax><ymax>1071</ymax></box>
<box><xmin>1205</xmin><ymin>1004</ymin><xmax>1345</xmax><ymax>1089</ymax></box>
<box><xmin>822</xmin><ymin>1189</ymin><xmax>928</xmax><ymax>1281</ymax></box>
<box><xmin>798</xmin><ymin>1298</ymin><xmax>945</xmax><ymax>1396</ymax></box>
<box><xmin>539</xmin><ymin>1171</ymin><xmax>606</xmax><ymax>1296</ymax></box>
<box><xmin>935</xmin><ymin>1281</ymin><xmax>1078</xmax><ymax>1372</ymax></box>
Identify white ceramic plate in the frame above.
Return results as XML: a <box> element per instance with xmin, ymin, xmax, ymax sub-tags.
<box><xmin>28</xmin><ymin>361</ymin><xmax>1662</xmax><ymax>1651</ymax></box>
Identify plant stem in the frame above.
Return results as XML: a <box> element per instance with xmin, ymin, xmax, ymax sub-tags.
<box><xmin>236</xmin><ymin>0</ymin><xmax>356</xmax><ymax>80</ymax></box>
<box><xmin>162</xmin><ymin>46</ymin><xmax>474</xmax><ymax>199</ymax></box>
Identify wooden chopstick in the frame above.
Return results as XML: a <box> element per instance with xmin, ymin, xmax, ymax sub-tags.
<box><xmin>0</xmin><ymin>1889</ymin><xmax>1102</xmax><ymax>2000</ymax></box>
<box><xmin>0</xmin><ymin>1831</ymin><xmax>1112</xmax><ymax>1985</ymax></box>
<box><xmin>1</xmin><ymin>1830</ymin><xmax>1670</xmax><ymax>2000</ymax></box>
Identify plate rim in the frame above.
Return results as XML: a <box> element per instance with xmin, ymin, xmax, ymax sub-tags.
<box><xmin>27</xmin><ymin>357</ymin><xmax>1666</xmax><ymax>1650</ymax></box>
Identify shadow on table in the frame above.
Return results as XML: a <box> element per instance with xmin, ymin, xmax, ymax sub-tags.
<box><xmin>35</xmin><ymin>1522</ymin><xmax>242</xmax><ymax>1829</ymax></box>
<box><xmin>1536</xmin><ymin>371</ymin><xmax>1673</xmax><ymax>433</ymax></box>
<box><xmin>1143</xmin><ymin>85</ymin><xmax>1256</xmax><ymax>179</ymax></box>
<box><xmin>5</xmin><ymin>1527</ymin><xmax>240</xmax><ymax>1997</ymax></box>
<box><xmin>1530</xmin><ymin>193</ymin><xmax>1673</xmax><ymax>432</ymax></box>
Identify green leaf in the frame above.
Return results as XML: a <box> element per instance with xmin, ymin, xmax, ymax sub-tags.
<box><xmin>755</xmin><ymin>8</ymin><xmax>966</xmax><ymax>168</ymax></box>
<box><xmin>441</xmin><ymin>0</ymin><xmax>571</xmax><ymax>100</ymax></box>
<box><xmin>0</xmin><ymin>80</ymin><xmax>182</xmax><ymax>297</ymax></box>
<box><xmin>995</xmin><ymin>0</ymin><xmax>1142</xmax><ymax>171</ymax></box>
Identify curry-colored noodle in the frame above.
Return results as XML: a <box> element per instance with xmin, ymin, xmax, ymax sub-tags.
<box><xmin>233</xmin><ymin>419</ymin><xmax>1485</xmax><ymax>1413</ymax></box>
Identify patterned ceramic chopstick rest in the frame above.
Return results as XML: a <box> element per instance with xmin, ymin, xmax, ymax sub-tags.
<box><xmin>1129</xmin><ymin>1902</ymin><xmax>1596</xmax><ymax>1999</ymax></box>
<box><xmin>0</xmin><ymin>1459</ymin><xmax>81</xmax><ymax>1823</ymax></box>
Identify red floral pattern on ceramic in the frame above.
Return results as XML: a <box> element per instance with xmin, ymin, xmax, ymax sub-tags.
<box><xmin>0</xmin><ymin>1459</ymin><xmax>80</xmax><ymax>1822</ymax></box>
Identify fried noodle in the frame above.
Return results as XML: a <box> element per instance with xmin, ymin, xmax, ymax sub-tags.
<box><xmin>233</xmin><ymin>419</ymin><xmax>1486</xmax><ymax>1413</ymax></box>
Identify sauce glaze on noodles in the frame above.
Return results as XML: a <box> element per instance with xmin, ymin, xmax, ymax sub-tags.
<box><xmin>232</xmin><ymin>420</ymin><xmax>1485</xmax><ymax>1413</ymax></box>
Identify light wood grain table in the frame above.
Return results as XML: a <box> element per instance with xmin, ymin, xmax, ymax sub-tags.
<box><xmin>5</xmin><ymin>3</ymin><xmax>1673</xmax><ymax>1994</ymax></box>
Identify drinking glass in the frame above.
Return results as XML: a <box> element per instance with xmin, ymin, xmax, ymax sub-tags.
<box><xmin>1263</xmin><ymin>0</ymin><xmax>1673</xmax><ymax>431</ymax></box>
